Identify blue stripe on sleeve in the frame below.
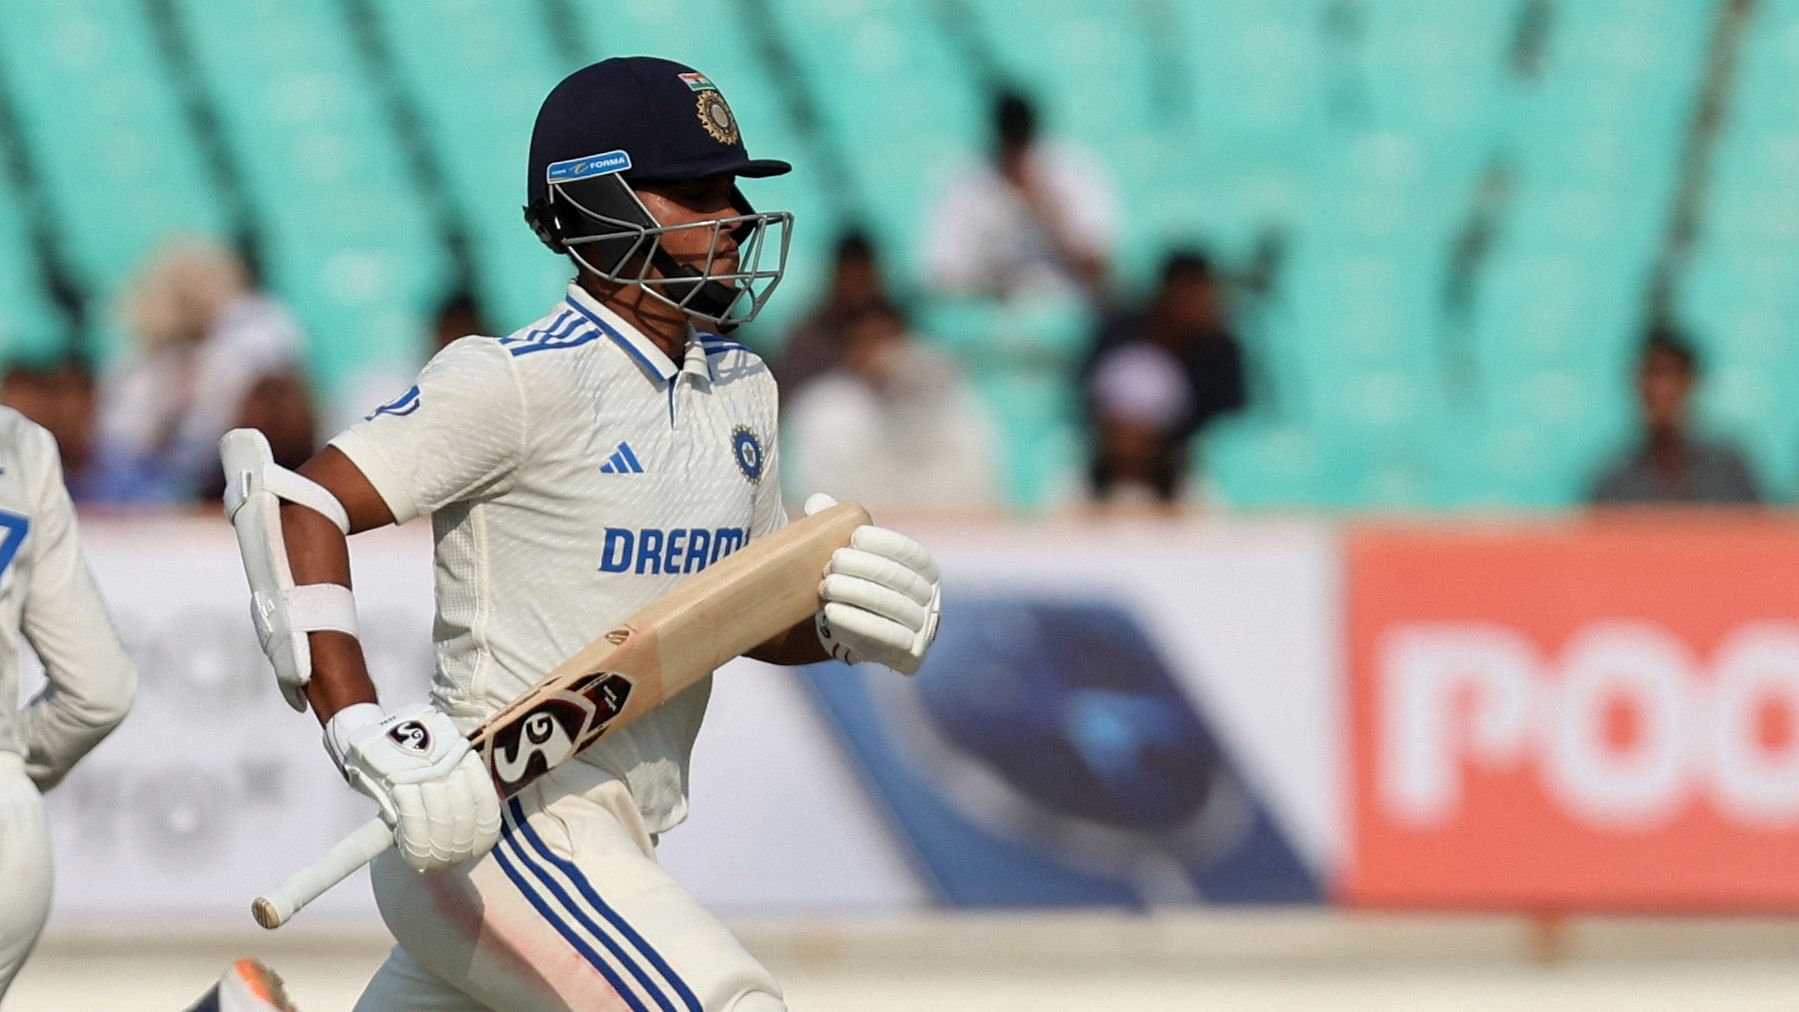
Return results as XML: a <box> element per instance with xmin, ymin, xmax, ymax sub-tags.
<box><xmin>509</xmin><ymin>329</ymin><xmax>599</xmax><ymax>356</ymax></box>
<box><xmin>540</xmin><ymin>311</ymin><xmax>585</xmax><ymax>342</ymax></box>
<box><xmin>506</xmin><ymin>310</ymin><xmax>604</xmax><ymax>356</ymax></box>
<box><xmin>501</xmin><ymin>310</ymin><xmax>576</xmax><ymax>345</ymax></box>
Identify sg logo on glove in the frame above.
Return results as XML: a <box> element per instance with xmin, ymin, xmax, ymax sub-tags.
<box><xmin>386</xmin><ymin>720</ymin><xmax>432</xmax><ymax>754</ymax></box>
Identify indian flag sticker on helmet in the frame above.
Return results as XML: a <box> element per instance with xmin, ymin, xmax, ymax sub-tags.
<box><xmin>678</xmin><ymin>71</ymin><xmax>717</xmax><ymax>92</ymax></box>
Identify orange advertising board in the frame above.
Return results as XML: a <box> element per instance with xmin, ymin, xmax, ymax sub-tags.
<box><xmin>1346</xmin><ymin>519</ymin><xmax>1799</xmax><ymax>910</ymax></box>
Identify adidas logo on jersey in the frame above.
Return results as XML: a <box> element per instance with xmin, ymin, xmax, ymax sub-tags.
<box><xmin>598</xmin><ymin>442</ymin><xmax>644</xmax><ymax>475</ymax></box>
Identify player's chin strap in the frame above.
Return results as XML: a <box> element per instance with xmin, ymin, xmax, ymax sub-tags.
<box><xmin>220</xmin><ymin>428</ymin><xmax>359</xmax><ymax>713</ymax></box>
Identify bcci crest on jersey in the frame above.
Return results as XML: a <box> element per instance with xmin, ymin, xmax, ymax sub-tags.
<box><xmin>731</xmin><ymin>425</ymin><xmax>763</xmax><ymax>484</ymax></box>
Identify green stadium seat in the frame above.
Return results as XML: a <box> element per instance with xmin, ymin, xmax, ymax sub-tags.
<box><xmin>764</xmin><ymin>0</ymin><xmax>980</xmax><ymax>276</ymax></box>
<box><xmin>359</xmin><ymin>0</ymin><xmax>570</xmax><ymax>332</ymax></box>
<box><xmin>175</xmin><ymin>0</ymin><xmax>442</xmax><ymax>394</ymax></box>
<box><xmin>968</xmin><ymin>368</ymin><xmax>1082</xmax><ymax>507</ymax></box>
<box><xmin>1674</xmin><ymin>0</ymin><xmax>1799</xmax><ymax>502</ymax></box>
<box><xmin>1203</xmin><ymin>417</ymin><xmax>1325</xmax><ymax>508</ymax></box>
<box><xmin>0</xmin><ymin>0</ymin><xmax>222</xmax><ymax>361</ymax></box>
<box><xmin>0</xmin><ymin>138</ymin><xmax>63</xmax><ymax>360</ymax></box>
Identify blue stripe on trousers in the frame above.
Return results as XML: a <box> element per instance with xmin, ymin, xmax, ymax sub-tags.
<box><xmin>494</xmin><ymin>823</ymin><xmax>668</xmax><ymax>1012</ymax></box>
<box><xmin>508</xmin><ymin>799</ymin><xmax>702</xmax><ymax>1012</ymax></box>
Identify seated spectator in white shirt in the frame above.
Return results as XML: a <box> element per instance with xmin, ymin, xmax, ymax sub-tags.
<box><xmin>922</xmin><ymin>90</ymin><xmax>1119</xmax><ymax>305</ymax></box>
<box><xmin>775</xmin><ymin>229</ymin><xmax>890</xmax><ymax>399</ymax></box>
<box><xmin>98</xmin><ymin>239</ymin><xmax>307</xmax><ymax>503</ymax></box>
<box><xmin>785</xmin><ymin>300</ymin><xmax>1002</xmax><ymax>512</ymax></box>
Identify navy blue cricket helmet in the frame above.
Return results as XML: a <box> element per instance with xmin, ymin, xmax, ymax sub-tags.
<box><xmin>522</xmin><ymin>56</ymin><xmax>793</xmax><ymax>329</ymax></box>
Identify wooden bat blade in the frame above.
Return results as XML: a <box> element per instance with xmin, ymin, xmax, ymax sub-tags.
<box><xmin>473</xmin><ymin>499</ymin><xmax>867</xmax><ymax>798</ymax></box>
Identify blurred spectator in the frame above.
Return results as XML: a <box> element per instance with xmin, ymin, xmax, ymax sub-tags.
<box><xmin>1086</xmin><ymin>343</ymin><xmax>1193</xmax><ymax>504</ymax></box>
<box><xmin>775</xmin><ymin>229</ymin><xmax>889</xmax><ymax>397</ymax></box>
<box><xmin>195</xmin><ymin>371</ymin><xmax>318</xmax><ymax>503</ymax></box>
<box><xmin>98</xmin><ymin>240</ymin><xmax>307</xmax><ymax>503</ymax></box>
<box><xmin>1083</xmin><ymin>250</ymin><xmax>1248</xmax><ymax>503</ymax></box>
<box><xmin>785</xmin><ymin>300</ymin><xmax>1001</xmax><ymax>511</ymax></box>
<box><xmin>2</xmin><ymin>356</ymin><xmax>180</xmax><ymax>503</ymax></box>
<box><xmin>1589</xmin><ymin>328</ymin><xmax>1761</xmax><ymax>506</ymax></box>
<box><xmin>0</xmin><ymin>361</ymin><xmax>52</xmax><ymax>431</ymax></box>
<box><xmin>1</xmin><ymin>357</ymin><xmax>95</xmax><ymax>484</ymax></box>
<box><xmin>429</xmin><ymin>285</ymin><xmax>491</xmax><ymax>356</ymax></box>
<box><xmin>922</xmin><ymin>89</ymin><xmax>1119</xmax><ymax>303</ymax></box>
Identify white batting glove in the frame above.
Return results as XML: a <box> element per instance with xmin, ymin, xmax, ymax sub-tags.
<box><xmin>324</xmin><ymin>702</ymin><xmax>502</xmax><ymax>872</ymax></box>
<box><xmin>806</xmin><ymin>493</ymin><xmax>942</xmax><ymax>675</ymax></box>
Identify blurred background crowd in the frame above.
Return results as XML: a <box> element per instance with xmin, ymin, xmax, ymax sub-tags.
<box><xmin>11</xmin><ymin>3</ymin><xmax>1799</xmax><ymax>1008</ymax></box>
<box><xmin>2</xmin><ymin>0</ymin><xmax>1787</xmax><ymax>516</ymax></box>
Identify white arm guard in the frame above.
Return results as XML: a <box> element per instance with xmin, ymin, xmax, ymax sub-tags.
<box><xmin>220</xmin><ymin>428</ymin><xmax>359</xmax><ymax>713</ymax></box>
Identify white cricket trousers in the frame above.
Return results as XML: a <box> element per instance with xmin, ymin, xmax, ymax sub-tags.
<box><xmin>356</xmin><ymin>761</ymin><xmax>785</xmax><ymax>1012</ymax></box>
<box><xmin>0</xmin><ymin>751</ymin><xmax>51</xmax><ymax>1001</ymax></box>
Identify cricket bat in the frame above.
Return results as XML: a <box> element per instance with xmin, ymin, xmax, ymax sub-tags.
<box><xmin>252</xmin><ymin>500</ymin><xmax>869</xmax><ymax>929</ymax></box>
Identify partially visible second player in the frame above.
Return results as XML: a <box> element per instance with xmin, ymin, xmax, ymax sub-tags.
<box><xmin>0</xmin><ymin>407</ymin><xmax>136</xmax><ymax>1000</ymax></box>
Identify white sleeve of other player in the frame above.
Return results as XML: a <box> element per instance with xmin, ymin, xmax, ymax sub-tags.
<box><xmin>15</xmin><ymin>423</ymin><xmax>136</xmax><ymax>791</ymax></box>
<box><xmin>329</xmin><ymin>336</ymin><xmax>529</xmax><ymax>524</ymax></box>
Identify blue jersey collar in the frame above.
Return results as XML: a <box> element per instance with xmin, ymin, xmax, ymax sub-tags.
<box><xmin>563</xmin><ymin>283</ymin><xmax>678</xmax><ymax>384</ymax></box>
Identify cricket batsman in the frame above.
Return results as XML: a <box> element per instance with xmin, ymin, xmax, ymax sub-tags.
<box><xmin>0</xmin><ymin>407</ymin><xmax>137</xmax><ymax>999</ymax></box>
<box><xmin>220</xmin><ymin>57</ymin><xmax>942</xmax><ymax>1010</ymax></box>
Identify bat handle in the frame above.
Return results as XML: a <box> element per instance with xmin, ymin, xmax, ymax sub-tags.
<box><xmin>251</xmin><ymin>816</ymin><xmax>392</xmax><ymax>929</ymax></box>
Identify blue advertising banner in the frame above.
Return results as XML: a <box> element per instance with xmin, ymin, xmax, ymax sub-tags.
<box><xmin>801</xmin><ymin>595</ymin><xmax>1321</xmax><ymax>907</ymax></box>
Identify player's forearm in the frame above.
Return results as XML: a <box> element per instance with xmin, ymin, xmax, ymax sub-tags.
<box><xmin>744</xmin><ymin>616</ymin><xmax>829</xmax><ymax>665</ymax></box>
<box><xmin>300</xmin><ymin>633</ymin><xmax>379</xmax><ymax>720</ymax></box>
<box><xmin>279</xmin><ymin>501</ymin><xmax>379</xmax><ymax>724</ymax></box>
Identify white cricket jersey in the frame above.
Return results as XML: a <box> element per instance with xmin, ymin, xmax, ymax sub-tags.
<box><xmin>0</xmin><ymin>408</ymin><xmax>136</xmax><ymax>787</ymax></box>
<box><xmin>332</xmin><ymin>283</ymin><xmax>786</xmax><ymax>832</ymax></box>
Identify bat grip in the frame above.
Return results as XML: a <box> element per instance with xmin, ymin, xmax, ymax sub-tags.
<box><xmin>251</xmin><ymin>816</ymin><xmax>392</xmax><ymax>929</ymax></box>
